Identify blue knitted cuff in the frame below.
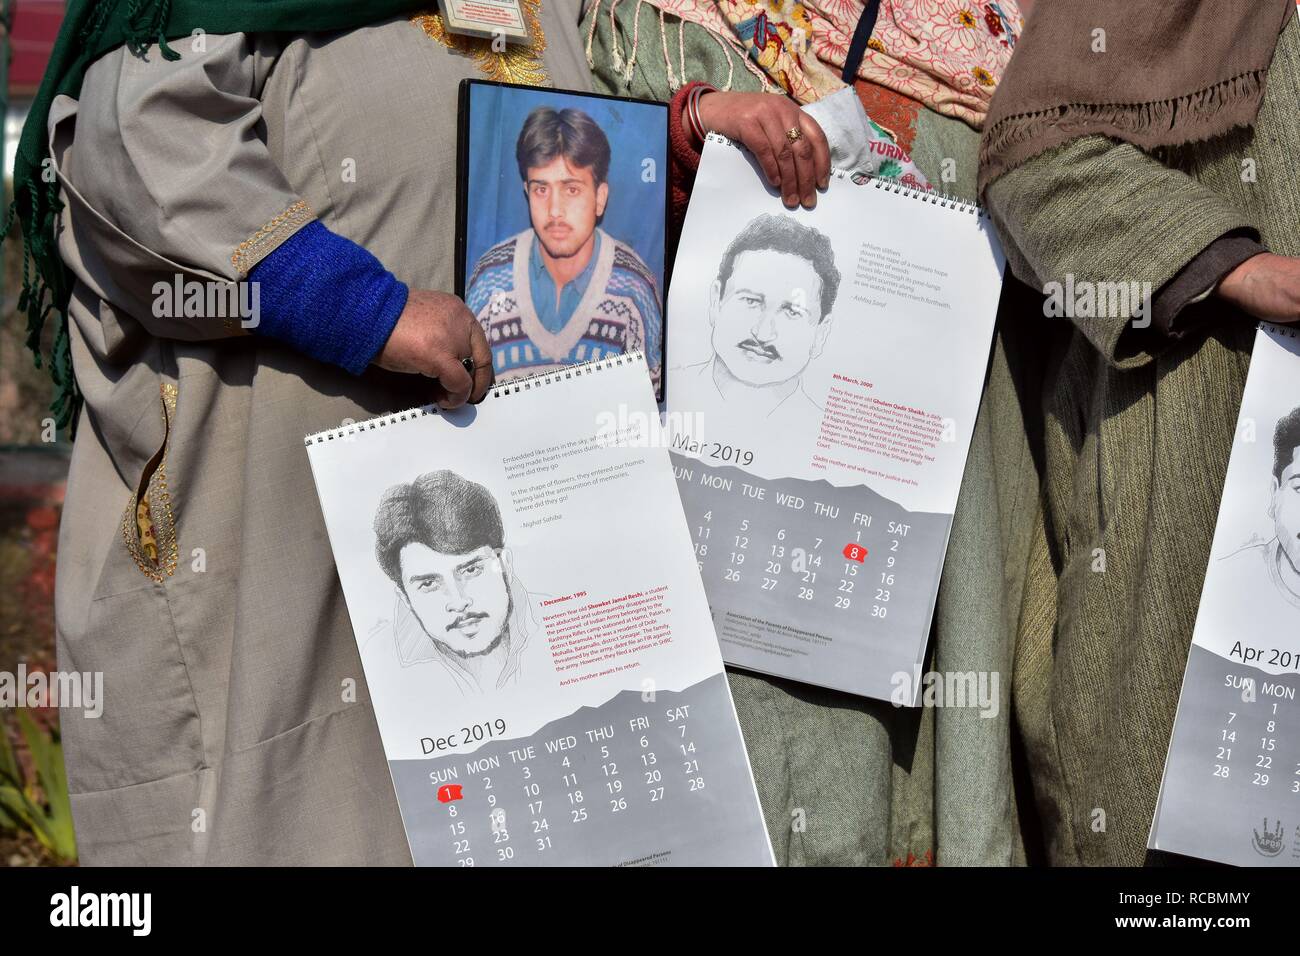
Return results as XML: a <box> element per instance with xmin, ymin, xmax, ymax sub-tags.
<box><xmin>247</xmin><ymin>219</ymin><xmax>408</xmax><ymax>375</ymax></box>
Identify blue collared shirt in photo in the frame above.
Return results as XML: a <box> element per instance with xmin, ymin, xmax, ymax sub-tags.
<box><xmin>528</xmin><ymin>231</ymin><xmax>601</xmax><ymax>332</ymax></box>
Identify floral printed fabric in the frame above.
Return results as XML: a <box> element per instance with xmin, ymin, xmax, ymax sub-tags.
<box><xmin>857</xmin><ymin>112</ymin><xmax>931</xmax><ymax>190</ymax></box>
<box><xmin>648</xmin><ymin>0</ymin><xmax>1022</xmax><ymax>127</ymax></box>
<box><xmin>595</xmin><ymin>2</ymin><xmax>933</xmax><ymax>187</ymax></box>
<box><xmin>803</xmin><ymin>85</ymin><xmax>932</xmax><ymax>190</ymax></box>
<box><xmin>823</xmin><ymin>0</ymin><xmax>1022</xmax><ymax>126</ymax></box>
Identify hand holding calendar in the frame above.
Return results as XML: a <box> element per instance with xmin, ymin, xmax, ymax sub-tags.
<box><xmin>665</xmin><ymin>136</ymin><xmax>1006</xmax><ymax>703</ymax></box>
<box><xmin>306</xmin><ymin>353</ymin><xmax>772</xmax><ymax>866</ymax></box>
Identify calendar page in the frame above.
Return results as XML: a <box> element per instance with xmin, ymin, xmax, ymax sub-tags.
<box><xmin>665</xmin><ymin>136</ymin><xmax>1005</xmax><ymax>703</ymax></box>
<box><xmin>306</xmin><ymin>353</ymin><xmax>773</xmax><ymax>867</ymax></box>
<box><xmin>1151</xmin><ymin>324</ymin><xmax>1300</xmax><ymax>866</ymax></box>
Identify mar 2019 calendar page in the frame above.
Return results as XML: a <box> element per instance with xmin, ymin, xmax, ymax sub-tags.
<box><xmin>1151</xmin><ymin>323</ymin><xmax>1300</xmax><ymax>866</ymax></box>
<box><xmin>306</xmin><ymin>354</ymin><xmax>773</xmax><ymax>867</ymax></box>
<box><xmin>665</xmin><ymin>136</ymin><xmax>1005</xmax><ymax>704</ymax></box>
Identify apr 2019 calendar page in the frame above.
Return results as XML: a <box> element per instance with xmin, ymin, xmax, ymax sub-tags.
<box><xmin>665</xmin><ymin>136</ymin><xmax>1005</xmax><ymax>704</ymax></box>
<box><xmin>306</xmin><ymin>354</ymin><xmax>772</xmax><ymax>866</ymax></box>
<box><xmin>1151</xmin><ymin>323</ymin><xmax>1300</xmax><ymax>866</ymax></box>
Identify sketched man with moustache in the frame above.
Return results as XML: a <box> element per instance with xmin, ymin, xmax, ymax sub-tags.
<box><xmin>683</xmin><ymin>213</ymin><xmax>841</xmax><ymax>432</ymax></box>
<box><xmin>374</xmin><ymin>470</ymin><xmax>532</xmax><ymax>694</ymax></box>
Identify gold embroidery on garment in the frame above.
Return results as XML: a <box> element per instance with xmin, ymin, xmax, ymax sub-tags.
<box><xmin>231</xmin><ymin>199</ymin><xmax>315</xmax><ymax>277</ymax></box>
<box><xmin>410</xmin><ymin>1</ymin><xmax>548</xmax><ymax>86</ymax></box>
<box><xmin>122</xmin><ymin>383</ymin><xmax>179</xmax><ymax>582</ymax></box>
<box><xmin>136</xmin><ymin>498</ymin><xmax>158</xmax><ymax>564</ymax></box>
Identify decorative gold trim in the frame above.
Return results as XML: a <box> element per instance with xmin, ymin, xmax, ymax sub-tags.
<box><xmin>410</xmin><ymin>1</ymin><xmax>548</xmax><ymax>86</ymax></box>
<box><xmin>231</xmin><ymin>199</ymin><xmax>315</xmax><ymax>277</ymax></box>
<box><xmin>122</xmin><ymin>383</ymin><xmax>180</xmax><ymax>582</ymax></box>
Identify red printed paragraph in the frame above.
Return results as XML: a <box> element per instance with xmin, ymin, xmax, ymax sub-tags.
<box><xmin>814</xmin><ymin>376</ymin><xmax>945</xmax><ymax>483</ymax></box>
<box><xmin>544</xmin><ymin>587</ymin><xmax>674</xmax><ymax>684</ymax></box>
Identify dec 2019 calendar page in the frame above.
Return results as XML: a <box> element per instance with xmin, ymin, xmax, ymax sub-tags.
<box><xmin>306</xmin><ymin>354</ymin><xmax>773</xmax><ymax>867</ymax></box>
<box><xmin>665</xmin><ymin>136</ymin><xmax>1005</xmax><ymax>704</ymax></box>
<box><xmin>1151</xmin><ymin>324</ymin><xmax>1300</xmax><ymax>866</ymax></box>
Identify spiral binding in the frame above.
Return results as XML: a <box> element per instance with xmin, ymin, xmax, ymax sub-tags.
<box><xmin>302</xmin><ymin>351</ymin><xmax>647</xmax><ymax>446</ymax></box>
<box><xmin>489</xmin><ymin>350</ymin><xmax>642</xmax><ymax>397</ymax></box>
<box><xmin>1260</xmin><ymin>320</ymin><xmax>1296</xmax><ymax>338</ymax></box>
<box><xmin>303</xmin><ymin>404</ymin><xmax>439</xmax><ymax>447</ymax></box>
<box><xmin>704</xmin><ymin>131</ymin><xmax>983</xmax><ymax>217</ymax></box>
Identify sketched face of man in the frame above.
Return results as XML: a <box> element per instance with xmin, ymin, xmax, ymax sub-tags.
<box><xmin>400</xmin><ymin>543</ymin><xmax>511</xmax><ymax>658</ymax></box>
<box><xmin>1270</xmin><ymin>446</ymin><xmax>1300</xmax><ymax>573</ymax></box>
<box><xmin>709</xmin><ymin>249</ymin><xmax>831</xmax><ymax>387</ymax></box>
<box><xmin>526</xmin><ymin>156</ymin><xmax>608</xmax><ymax>260</ymax></box>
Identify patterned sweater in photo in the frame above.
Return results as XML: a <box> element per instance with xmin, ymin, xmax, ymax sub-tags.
<box><xmin>467</xmin><ymin>228</ymin><xmax>663</xmax><ymax>386</ymax></box>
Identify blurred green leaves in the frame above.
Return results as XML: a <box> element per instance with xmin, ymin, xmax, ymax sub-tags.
<box><xmin>0</xmin><ymin>710</ymin><xmax>77</xmax><ymax>863</ymax></box>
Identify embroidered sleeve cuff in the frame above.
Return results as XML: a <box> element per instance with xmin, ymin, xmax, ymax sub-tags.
<box><xmin>247</xmin><ymin>220</ymin><xmax>408</xmax><ymax>375</ymax></box>
<box><xmin>232</xmin><ymin>199</ymin><xmax>317</xmax><ymax>277</ymax></box>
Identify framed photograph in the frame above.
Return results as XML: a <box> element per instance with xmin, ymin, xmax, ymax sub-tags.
<box><xmin>456</xmin><ymin>79</ymin><xmax>669</xmax><ymax>398</ymax></box>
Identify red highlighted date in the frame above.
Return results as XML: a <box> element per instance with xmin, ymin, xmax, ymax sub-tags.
<box><xmin>842</xmin><ymin>543</ymin><xmax>867</xmax><ymax>562</ymax></box>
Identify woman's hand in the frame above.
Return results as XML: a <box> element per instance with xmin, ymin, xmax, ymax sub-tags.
<box><xmin>1217</xmin><ymin>253</ymin><xmax>1300</xmax><ymax>324</ymax></box>
<box><xmin>374</xmin><ymin>289</ymin><xmax>494</xmax><ymax>407</ymax></box>
<box><xmin>693</xmin><ymin>90</ymin><xmax>831</xmax><ymax>210</ymax></box>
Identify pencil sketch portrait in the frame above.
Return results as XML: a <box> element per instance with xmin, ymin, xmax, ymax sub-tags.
<box><xmin>374</xmin><ymin>470</ymin><xmax>532</xmax><ymax>694</ymax></box>
<box><xmin>1218</xmin><ymin>405</ymin><xmax>1300</xmax><ymax>613</ymax></box>
<box><xmin>683</xmin><ymin>213</ymin><xmax>841</xmax><ymax>429</ymax></box>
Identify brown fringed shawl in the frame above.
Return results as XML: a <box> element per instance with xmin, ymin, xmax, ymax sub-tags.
<box><xmin>978</xmin><ymin>0</ymin><xmax>1295</xmax><ymax>198</ymax></box>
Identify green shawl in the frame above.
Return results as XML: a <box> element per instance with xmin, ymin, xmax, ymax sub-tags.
<box><xmin>12</xmin><ymin>0</ymin><xmax>435</xmax><ymax>428</ymax></box>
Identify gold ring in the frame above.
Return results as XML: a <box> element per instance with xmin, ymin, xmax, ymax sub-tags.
<box><xmin>786</xmin><ymin>126</ymin><xmax>803</xmax><ymax>143</ymax></box>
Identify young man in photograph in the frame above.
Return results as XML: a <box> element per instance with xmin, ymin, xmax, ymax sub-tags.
<box><xmin>466</xmin><ymin>106</ymin><xmax>664</xmax><ymax>386</ymax></box>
